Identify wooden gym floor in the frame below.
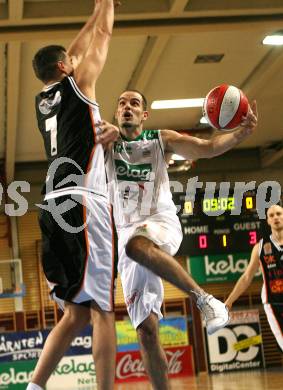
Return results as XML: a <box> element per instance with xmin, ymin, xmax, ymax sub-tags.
<box><xmin>114</xmin><ymin>369</ymin><xmax>283</xmax><ymax>390</ymax></box>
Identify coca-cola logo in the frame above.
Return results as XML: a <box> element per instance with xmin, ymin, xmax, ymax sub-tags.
<box><xmin>166</xmin><ymin>349</ymin><xmax>185</xmax><ymax>374</ymax></box>
<box><xmin>116</xmin><ymin>349</ymin><xmax>185</xmax><ymax>380</ymax></box>
<box><xmin>116</xmin><ymin>354</ymin><xmax>145</xmax><ymax>379</ymax></box>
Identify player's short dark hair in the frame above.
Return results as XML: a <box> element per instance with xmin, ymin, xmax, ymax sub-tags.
<box><xmin>121</xmin><ymin>89</ymin><xmax>148</xmax><ymax>110</ymax></box>
<box><xmin>32</xmin><ymin>45</ymin><xmax>67</xmax><ymax>83</ymax></box>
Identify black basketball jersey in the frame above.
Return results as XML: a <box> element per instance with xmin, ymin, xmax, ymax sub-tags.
<box><xmin>259</xmin><ymin>236</ymin><xmax>283</xmax><ymax>304</ymax></box>
<box><xmin>35</xmin><ymin>76</ymin><xmax>107</xmax><ymax>197</ymax></box>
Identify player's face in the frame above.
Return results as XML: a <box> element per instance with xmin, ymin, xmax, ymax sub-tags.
<box><xmin>116</xmin><ymin>92</ymin><xmax>148</xmax><ymax>130</ymax></box>
<box><xmin>267</xmin><ymin>205</ymin><xmax>283</xmax><ymax>231</ymax></box>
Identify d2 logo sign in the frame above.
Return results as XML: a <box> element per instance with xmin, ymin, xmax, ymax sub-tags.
<box><xmin>208</xmin><ymin>326</ymin><xmax>258</xmax><ymax>362</ymax></box>
<box><xmin>206</xmin><ymin>324</ymin><xmax>264</xmax><ymax>373</ymax></box>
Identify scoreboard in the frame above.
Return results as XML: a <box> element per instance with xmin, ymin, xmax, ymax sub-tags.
<box><xmin>174</xmin><ymin>190</ymin><xmax>268</xmax><ymax>256</ymax></box>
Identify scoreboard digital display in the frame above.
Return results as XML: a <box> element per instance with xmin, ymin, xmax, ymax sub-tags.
<box><xmin>174</xmin><ymin>190</ymin><xmax>266</xmax><ymax>256</ymax></box>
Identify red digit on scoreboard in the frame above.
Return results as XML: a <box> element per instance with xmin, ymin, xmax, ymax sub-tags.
<box><xmin>199</xmin><ymin>235</ymin><xmax>208</xmax><ymax>249</ymax></box>
<box><xmin>249</xmin><ymin>231</ymin><xmax>257</xmax><ymax>245</ymax></box>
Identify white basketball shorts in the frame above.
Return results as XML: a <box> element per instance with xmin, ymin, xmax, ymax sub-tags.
<box><xmin>117</xmin><ymin>211</ymin><xmax>183</xmax><ymax>329</ymax></box>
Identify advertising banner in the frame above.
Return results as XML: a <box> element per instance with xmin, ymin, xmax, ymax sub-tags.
<box><xmin>0</xmin><ymin>327</ymin><xmax>92</xmax><ymax>363</ymax></box>
<box><xmin>205</xmin><ymin>310</ymin><xmax>265</xmax><ymax>373</ymax></box>
<box><xmin>0</xmin><ymin>360</ymin><xmax>36</xmax><ymax>390</ymax></box>
<box><xmin>0</xmin><ymin>356</ymin><xmax>97</xmax><ymax>390</ymax></box>
<box><xmin>46</xmin><ymin>355</ymin><xmax>96</xmax><ymax>389</ymax></box>
<box><xmin>0</xmin><ymin>317</ymin><xmax>188</xmax><ymax>365</ymax></box>
<box><xmin>115</xmin><ymin>345</ymin><xmax>194</xmax><ymax>382</ymax></box>
<box><xmin>188</xmin><ymin>253</ymin><xmax>261</xmax><ymax>283</ymax></box>
<box><xmin>0</xmin><ymin>316</ymin><xmax>190</xmax><ymax>387</ymax></box>
<box><xmin>0</xmin><ymin>346</ymin><xmax>193</xmax><ymax>389</ymax></box>
<box><xmin>116</xmin><ymin>316</ymin><xmax>188</xmax><ymax>351</ymax></box>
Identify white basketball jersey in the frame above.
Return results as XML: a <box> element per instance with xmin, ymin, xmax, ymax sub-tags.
<box><xmin>106</xmin><ymin>130</ymin><xmax>176</xmax><ymax>227</ymax></box>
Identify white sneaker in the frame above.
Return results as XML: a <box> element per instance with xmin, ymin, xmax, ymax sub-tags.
<box><xmin>196</xmin><ymin>294</ymin><xmax>230</xmax><ymax>335</ymax></box>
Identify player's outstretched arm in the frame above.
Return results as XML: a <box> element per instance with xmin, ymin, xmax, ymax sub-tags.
<box><xmin>67</xmin><ymin>0</ymin><xmax>101</xmax><ymax>66</ymax></box>
<box><xmin>162</xmin><ymin>100</ymin><xmax>257</xmax><ymax>160</ymax></box>
<box><xmin>68</xmin><ymin>1</ymin><xmax>121</xmax><ymax>67</ymax></box>
<box><xmin>225</xmin><ymin>243</ymin><xmax>260</xmax><ymax>310</ymax></box>
<box><xmin>74</xmin><ymin>0</ymin><xmax>116</xmax><ymax>100</ymax></box>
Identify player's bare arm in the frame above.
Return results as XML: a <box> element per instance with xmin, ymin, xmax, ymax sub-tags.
<box><xmin>74</xmin><ymin>0</ymin><xmax>115</xmax><ymax>100</ymax></box>
<box><xmin>162</xmin><ymin>100</ymin><xmax>257</xmax><ymax>160</ymax></box>
<box><xmin>67</xmin><ymin>1</ymin><xmax>101</xmax><ymax>66</ymax></box>
<box><xmin>225</xmin><ymin>243</ymin><xmax>260</xmax><ymax>310</ymax></box>
<box><xmin>68</xmin><ymin>1</ymin><xmax>121</xmax><ymax>67</ymax></box>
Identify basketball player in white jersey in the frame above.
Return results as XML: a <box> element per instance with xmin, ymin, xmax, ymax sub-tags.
<box><xmin>226</xmin><ymin>205</ymin><xmax>283</xmax><ymax>352</ymax></box>
<box><xmin>106</xmin><ymin>90</ymin><xmax>257</xmax><ymax>389</ymax></box>
<box><xmin>27</xmin><ymin>2</ymin><xmax>121</xmax><ymax>390</ymax></box>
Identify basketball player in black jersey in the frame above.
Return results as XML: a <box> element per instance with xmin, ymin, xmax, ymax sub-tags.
<box><xmin>27</xmin><ymin>2</ymin><xmax>120</xmax><ymax>390</ymax></box>
<box><xmin>226</xmin><ymin>205</ymin><xmax>283</xmax><ymax>352</ymax></box>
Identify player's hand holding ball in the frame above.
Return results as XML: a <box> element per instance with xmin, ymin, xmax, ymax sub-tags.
<box><xmin>203</xmin><ymin>84</ymin><xmax>257</xmax><ymax>136</ymax></box>
<box><xmin>239</xmin><ymin>100</ymin><xmax>258</xmax><ymax>137</ymax></box>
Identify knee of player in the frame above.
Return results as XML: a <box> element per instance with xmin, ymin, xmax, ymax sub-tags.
<box><xmin>125</xmin><ymin>236</ymin><xmax>146</xmax><ymax>260</ymax></box>
<box><xmin>137</xmin><ymin>321</ymin><xmax>159</xmax><ymax>347</ymax></box>
<box><xmin>64</xmin><ymin>306</ymin><xmax>91</xmax><ymax>328</ymax></box>
<box><xmin>125</xmin><ymin>237</ymin><xmax>142</xmax><ymax>259</ymax></box>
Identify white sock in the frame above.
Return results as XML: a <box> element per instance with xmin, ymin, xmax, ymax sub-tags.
<box><xmin>26</xmin><ymin>383</ymin><xmax>44</xmax><ymax>390</ymax></box>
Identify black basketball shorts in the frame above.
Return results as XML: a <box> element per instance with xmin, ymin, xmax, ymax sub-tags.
<box><xmin>39</xmin><ymin>192</ymin><xmax>116</xmax><ymax>311</ymax></box>
<box><xmin>263</xmin><ymin>303</ymin><xmax>283</xmax><ymax>352</ymax></box>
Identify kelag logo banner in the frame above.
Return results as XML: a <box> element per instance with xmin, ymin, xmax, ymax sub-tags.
<box><xmin>0</xmin><ymin>356</ymin><xmax>96</xmax><ymax>390</ymax></box>
<box><xmin>46</xmin><ymin>355</ymin><xmax>96</xmax><ymax>389</ymax></box>
<box><xmin>205</xmin><ymin>310</ymin><xmax>265</xmax><ymax>373</ymax></box>
<box><xmin>0</xmin><ymin>360</ymin><xmax>36</xmax><ymax>390</ymax></box>
<box><xmin>188</xmin><ymin>253</ymin><xmax>261</xmax><ymax>283</ymax></box>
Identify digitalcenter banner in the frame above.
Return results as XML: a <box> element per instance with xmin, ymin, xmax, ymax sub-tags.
<box><xmin>205</xmin><ymin>309</ymin><xmax>265</xmax><ymax>373</ymax></box>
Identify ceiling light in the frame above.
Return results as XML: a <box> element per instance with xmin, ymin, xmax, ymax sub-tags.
<box><xmin>151</xmin><ymin>98</ymin><xmax>204</xmax><ymax>110</ymax></box>
<box><xmin>263</xmin><ymin>35</ymin><xmax>283</xmax><ymax>45</ymax></box>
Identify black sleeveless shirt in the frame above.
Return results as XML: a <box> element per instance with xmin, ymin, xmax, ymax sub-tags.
<box><xmin>259</xmin><ymin>236</ymin><xmax>283</xmax><ymax>304</ymax></box>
